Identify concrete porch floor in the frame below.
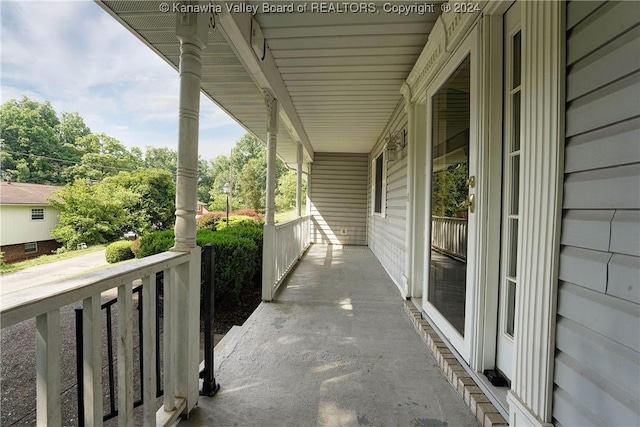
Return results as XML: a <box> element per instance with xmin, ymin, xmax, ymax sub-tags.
<box><xmin>181</xmin><ymin>244</ymin><xmax>479</xmax><ymax>426</ymax></box>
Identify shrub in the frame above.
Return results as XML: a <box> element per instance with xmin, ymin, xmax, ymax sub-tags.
<box><xmin>136</xmin><ymin>228</ymin><xmax>260</xmax><ymax>309</ymax></box>
<box><xmin>136</xmin><ymin>229</ymin><xmax>175</xmax><ymax>258</ymax></box>
<box><xmin>196</xmin><ymin>212</ymin><xmax>226</xmax><ymax>230</ymax></box>
<box><xmin>105</xmin><ymin>240</ymin><xmax>135</xmax><ymax>263</ymax></box>
<box><xmin>218</xmin><ymin>226</ymin><xmax>263</xmax><ymax>288</ymax></box>
<box><xmin>197</xmin><ymin>231</ymin><xmax>258</xmax><ymax>308</ymax></box>
<box><xmin>230</xmin><ymin>208</ymin><xmax>263</xmax><ymax>221</ymax></box>
<box><xmin>216</xmin><ymin>215</ymin><xmax>263</xmax><ymax>230</ymax></box>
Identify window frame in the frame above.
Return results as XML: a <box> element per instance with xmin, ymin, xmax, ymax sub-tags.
<box><xmin>30</xmin><ymin>207</ymin><xmax>45</xmax><ymax>221</ymax></box>
<box><xmin>372</xmin><ymin>150</ymin><xmax>387</xmax><ymax>217</ymax></box>
<box><xmin>24</xmin><ymin>242</ymin><xmax>38</xmax><ymax>253</ymax></box>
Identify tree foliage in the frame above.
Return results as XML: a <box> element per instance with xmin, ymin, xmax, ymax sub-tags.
<box><xmin>431</xmin><ymin>163</ymin><xmax>469</xmax><ymax>218</ymax></box>
<box><xmin>50</xmin><ymin>169</ymin><xmax>175</xmax><ymax>249</ymax></box>
<box><xmin>2</xmin><ymin>97</ymin><xmax>306</xmax><ymax>228</ymax></box>
<box><xmin>105</xmin><ymin>168</ymin><xmax>175</xmax><ymax>234</ymax></box>
<box><xmin>276</xmin><ymin>170</ymin><xmax>306</xmax><ymax>211</ymax></box>
<box><xmin>50</xmin><ymin>179</ymin><xmax>138</xmax><ymax>249</ymax></box>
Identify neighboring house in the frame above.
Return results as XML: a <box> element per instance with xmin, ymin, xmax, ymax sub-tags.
<box><xmin>81</xmin><ymin>1</ymin><xmax>640</xmax><ymax>425</ymax></box>
<box><xmin>0</xmin><ymin>181</ymin><xmax>62</xmax><ymax>263</ymax></box>
<box><xmin>195</xmin><ymin>201</ymin><xmax>210</xmax><ymax>219</ymax></box>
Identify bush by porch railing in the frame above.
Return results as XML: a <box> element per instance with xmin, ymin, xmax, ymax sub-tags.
<box><xmin>105</xmin><ymin>240</ymin><xmax>135</xmax><ymax>263</ymax></box>
<box><xmin>136</xmin><ymin>226</ymin><xmax>262</xmax><ymax>308</ymax></box>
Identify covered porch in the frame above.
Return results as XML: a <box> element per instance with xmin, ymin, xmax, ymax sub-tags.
<box><xmin>181</xmin><ymin>244</ymin><xmax>479</xmax><ymax>427</ymax></box>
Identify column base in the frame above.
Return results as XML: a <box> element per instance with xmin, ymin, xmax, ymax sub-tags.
<box><xmin>507</xmin><ymin>391</ymin><xmax>553</xmax><ymax>427</ymax></box>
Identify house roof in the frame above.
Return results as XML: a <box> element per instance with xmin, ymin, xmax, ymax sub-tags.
<box><xmin>0</xmin><ymin>181</ymin><xmax>63</xmax><ymax>205</ymax></box>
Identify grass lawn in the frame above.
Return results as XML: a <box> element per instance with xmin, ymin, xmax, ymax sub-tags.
<box><xmin>275</xmin><ymin>206</ymin><xmax>307</xmax><ymax>224</ymax></box>
<box><xmin>0</xmin><ymin>244</ymin><xmax>107</xmax><ymax>275</ymax></box>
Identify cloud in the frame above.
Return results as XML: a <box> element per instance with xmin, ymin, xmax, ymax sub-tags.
<box><xmin>0</xmin><ymin>0</ymin><xmax>245</xmax><ymax>161</ymax></box>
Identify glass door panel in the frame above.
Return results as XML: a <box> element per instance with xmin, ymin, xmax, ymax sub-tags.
<box><xmin>428</xmin><ymin>56</ymin><xmax>471</xmax><ymax>337</ymax></box>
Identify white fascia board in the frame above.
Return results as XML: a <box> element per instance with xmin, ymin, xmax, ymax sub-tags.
<box><xmin>215</xmin><ymin>2</ymin><xmax>315</xmax><ymax>162</ymax></box>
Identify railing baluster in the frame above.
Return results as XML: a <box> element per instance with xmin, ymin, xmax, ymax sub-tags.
<box><xmin>83</xmin><ymin>295</ymin><xmax>103</xmax><ymax>426</ymax></box>
<box><xmin>36</xmin><ymin>310</ymin><xmax>61</xmax><ymax>426</ymax></box>
<box><xmin>142</xmin><ymin>274</ymin><xmax>157</xmax><ymax>426</ymax></box>
<box><xmin>105</xmin><ymin>305</ymin><xmax>116</xmax><ymax>416</ymax></box>
<box><xmin>117</xmin><ymin>283</ymin><xmax>134</xmax><ymax>425</ymax></box>
<box><xmin>163</xmin><ymin>267</ymin><xmax>176</xmax><ymax>411</ymax></box>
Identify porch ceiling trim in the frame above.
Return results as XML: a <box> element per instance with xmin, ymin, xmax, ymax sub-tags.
<box><xmin>214</xmin><ymin>3</ymin><xmax>315</xmax><ymax>161</ymax></box>
<box><xmin>97</xmin><ymin>1</ymin><xmax>445</xmax><ymax>161</ymax></box>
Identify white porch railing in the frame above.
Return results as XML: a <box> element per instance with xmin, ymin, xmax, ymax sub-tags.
<box><xmin>431</xmin><ymin>216</ymin><xmax>468</xmax><ymax>261</ymax></box>
<box><xmin>0</xmin><ymin>248</ymin><xmax>201</xmax><ymax>427</ymax></box>
<box><xmin>262</xmin><ymin>215</ymin><xmax>311</xmax><ymax>301</ymax></box>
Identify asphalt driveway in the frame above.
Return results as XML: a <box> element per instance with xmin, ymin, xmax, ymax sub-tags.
<box><xmin>0</xmin><ymin>250</ymin><xmax>108</xmax><ymax>295</ymax></box>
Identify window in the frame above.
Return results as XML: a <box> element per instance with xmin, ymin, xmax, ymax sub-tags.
<box><xmin>372</xmin><ymin>152</ymin><xmax>386</xmax><ymax>215</ymax></box>
<box><xmin>25</xmin><ymin>242</ymin><xmax>37</xmax><ymax>253</ymax></box>
<box><xmin>30</xmin><ymin>208</ymin><xmax>45</xmax><ymax>221</ymax></box>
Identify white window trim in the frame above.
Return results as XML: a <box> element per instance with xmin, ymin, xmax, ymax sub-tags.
<box><xmin>25</xmin><ymin>242</ymin><xmax>38</xmax><ymax>253</ymax></box>
<box><xmin>371</xmin><ymin>150</ymin><xmax>387</xmax><ymax>217</ymax></box>
<box><xmin>30</xmin><ymin>207</ymin><xmax>45</xmax><ymax>221</ymax></box>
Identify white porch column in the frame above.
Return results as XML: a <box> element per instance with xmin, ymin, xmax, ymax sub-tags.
<box><xmin>507</xmin><ymin>1</ymin><xmax>564</xmax><ymax>426</ymax></box>
<box><xmin>401</xmin><ymin>83</ymin><xmax>415</xmax><ymax>298</ymax></box>
<box><xmin>262</xmin><ymin>91</ymin><xmax>279</xmax><ymax>301</ymax></box>
<box><xmin>172</xmin><ymin>6</ymin><xmax>209</xmax><ymax>414</ymax></box>
<box><xmin>306</xmin><ymin>163</ymin><xmax>312</xmax><ymax>216</ymax></box>
<box><xmin>296</xmin><ymin>141</ymin><xmax>303</xmax><ymax>217</ymax></box>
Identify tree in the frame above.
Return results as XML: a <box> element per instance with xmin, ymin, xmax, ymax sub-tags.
<box><xmin>0</xmin><ymin>97</ymin><xmax>63</xmax><ymax>183</ymax></box>
<box><xmin>144</xmin><ymin>146</ymin><xmax>177</xmax><ymax>177</ymax></box>
<box><xmin>238</xmin><ymin>158</ymin><xmax>266</xmax><ymax>211</ymax></box>
<box><xmin>276</xmin><ymin>169</ymin><xmax>306</xmax><ymax>211</ymax></box>
<box><xmin>197</xmin><ymin>157</ymin><xmax>214</xmax><ymax>204</ymax></box>
<box><xmin>63</xmin><ymin>133</ymin><xmax>142</xmax><ymax>181</ymax></box>
<box><xmin>105</xmin><ymin>169</ymin><xmax>176</xmax><ymax>234</ymax></box>
<box><xmin>219</xmin><ymin>133</ymin><xmax>289</xmax><ymax>212</ymax></box>
<box><xmin>57</xmin><ymin>112</ymin><xmax>91</xmax><ymax>149</ymax></box>
<box><xmin>50</xmin><ymin>179</ymin><xmax>138</xmax><ymax>250</ymax></box>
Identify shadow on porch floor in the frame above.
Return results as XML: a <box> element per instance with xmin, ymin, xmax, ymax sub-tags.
<box><xmin>181</xmin><ymin>244</ymin><xmax>479</xmax><ymax>426</ymax></box>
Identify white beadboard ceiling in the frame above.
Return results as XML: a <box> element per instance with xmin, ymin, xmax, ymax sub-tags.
<box><xmin>98</xmin><ymin>1</ymin><xmax>441</xmax><ymax>166</ymax></box>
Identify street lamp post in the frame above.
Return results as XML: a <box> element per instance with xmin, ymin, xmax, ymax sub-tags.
<box><xmin>223</xmin><ymin>182</ymin><xmax>231</xmax><ymax>226</ymax></box>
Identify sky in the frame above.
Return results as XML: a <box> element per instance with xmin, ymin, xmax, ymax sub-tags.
<box><xmin>0</xmin><ymin>0</ymin><xmax>247</xmax><ymax>161</ymax></box>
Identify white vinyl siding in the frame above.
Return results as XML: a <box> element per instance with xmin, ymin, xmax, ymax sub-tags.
<box><xmin>368</xmin><ymin>102</ymin><xmax>408</xmax><ymax>290</ymax></box>
<box><xmin>309</xmin><ymin>153</ymin><xmax>368</xmax><ymax>246</ymax></box>
<box><xmin>554</xmin><ymin>2</ymin><xmax>640</xmax><ymax>426</ymax></box>
<box><xmin>0</xmin><ymin>206</ymin><xmax>59</xmax><ymax>246</ymax></box>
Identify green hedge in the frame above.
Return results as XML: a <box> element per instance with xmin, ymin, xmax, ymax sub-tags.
<box><xmin>105</xmin><ymin>240</ymin><xmax>135</xmax><ymax>263</ymax></box>
<box><xmin>136</xmin><ymin>228</ymin><xmax>262</xmax><ymax>308</ymax></box>
<box><xmin>135</xmin><ymin>229</ymin><xmax>174</xmax><ymax>258</ymax></box>
<box><xmin>197</xmin><ymin>214</ymin><xmax>263</xmax><ymax>231</ymax></box>
<box><xmin>218</xmin><ymin>226</ymin><xmax>263</xmax><ymax>288</ymax></box>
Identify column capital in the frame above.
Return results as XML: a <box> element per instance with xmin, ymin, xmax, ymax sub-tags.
<box><xmin>401</xmin><ymin>82</ymin><xmax>413</xmax><ymax>109</ymax></box>
<box><xmin>175</xmin><ymin>1</ymin><xmax>213</xmax><ymax>49</ymax></box>
<box><xmin>264</xmin><ymin>90</ymin><xmax>279</xmax><ymax>134</ymax></box>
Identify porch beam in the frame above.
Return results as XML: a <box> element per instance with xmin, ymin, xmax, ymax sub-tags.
<box><xmin>507</xmin><ymin>1</ymin><xmax>565</xmax><ymax>426</ymax></box>
<box><xmin>262</xmin><ymin>92</ymin><xmax>279</xmax><ymax>301</ymax></box>
<box><xmin>215</xmin><ymin>6</ymin><xmax>314</xmax><ymax>161</ymax></box>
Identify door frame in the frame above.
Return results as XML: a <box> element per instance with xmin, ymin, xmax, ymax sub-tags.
<box><xmin>421</xmin><ymin>24</ymin><xmax>481</xmax><ymax>363</ymax></box>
